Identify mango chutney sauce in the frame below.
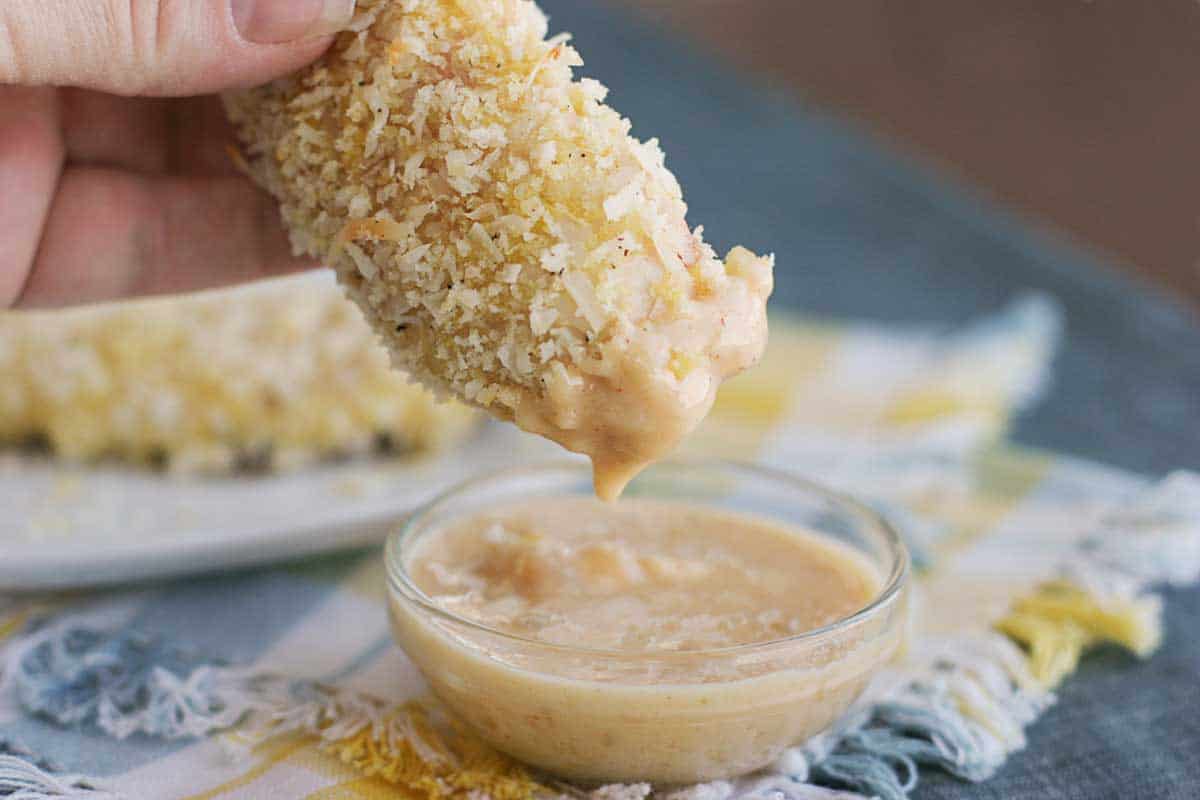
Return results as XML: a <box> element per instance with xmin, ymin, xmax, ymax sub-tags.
<box><xmin>389</xmin><ymin>494</ymin><xmax>907</xmax><ymax>783</ymax></box>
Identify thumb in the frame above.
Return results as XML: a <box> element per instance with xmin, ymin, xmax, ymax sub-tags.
<box><xmin>0</xmin><ymin>0</ymin><xmax>356</xmax><ymax>96</ymax></box>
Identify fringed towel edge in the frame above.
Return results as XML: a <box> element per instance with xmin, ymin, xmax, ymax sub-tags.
<box><xmin>2</xmin><ymin>471</ymin><xmax>1196</xmax><ymax>800</ymax></box>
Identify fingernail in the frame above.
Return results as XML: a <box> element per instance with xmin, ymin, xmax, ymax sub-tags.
<box><xmin>233</xmin><ymin>0</ymin><xmax>356</xmax><ymax>44</ymax></box>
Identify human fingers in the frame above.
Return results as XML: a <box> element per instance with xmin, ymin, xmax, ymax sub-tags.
<box><xmin>0</xmin><ymin>0</ymin><xmax>356</xmax><ymax>96</ymax></box>
<box><xmin>59</xmin><ymin>89</ymin><xmax>171</xmax><ymax>173</ymax></box>
<box><xmin>9</xmin><ymin>166</ymin><xmax>315</xmax><ymax>307</ymax></box>
<box><xmin>60</xmin><ymin>93</ymin><xmax>240</xmax><ymax>176</ymax></box>
<box><xmin>0</xmin><ymin>86</ymin><xmax>63</xmax><ymax>304</ymax></box>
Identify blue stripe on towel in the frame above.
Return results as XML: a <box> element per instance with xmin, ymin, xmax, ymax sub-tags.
<box><xmin>126</xmin><ymin>561</ymin><xmax>357</xmax><ymax>664</ymax></box>
<box><xmin>1</xmin><ymin>556</ymin><xmax>358</xmax><ymax>777</ymax></box>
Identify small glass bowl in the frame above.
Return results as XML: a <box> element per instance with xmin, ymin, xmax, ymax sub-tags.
<box><xmin>385</xmin><ymin>460</ymin><xmax>909</xmax><ymax>784</ymax></box>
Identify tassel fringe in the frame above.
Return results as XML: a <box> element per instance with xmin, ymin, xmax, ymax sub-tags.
<box><xmin>3</xmin><ymin>471</ymin><xmax>1197</xmax><ymax>800</ymax></box>
<box><xmin>6</xmin><ymin>626</ymin><xmax>538</xmax><ymax>800</ymax></box>
<box><xmin>995</xmin><ymin>470</ymin><xmax>1200</xmax><ymax>687</ymax></box>
<box><xmin>0</xmin><ymin>740</ymin><xmax>118</xmax><ymax>799</ymax></box>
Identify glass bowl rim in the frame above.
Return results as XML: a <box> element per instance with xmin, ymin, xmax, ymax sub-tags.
<box><xmin>385</xmin><ymin>458</ymin><xmax>910</xmax><ymax>658</ymax></box>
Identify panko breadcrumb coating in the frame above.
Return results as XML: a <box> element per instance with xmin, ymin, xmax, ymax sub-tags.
<box><xmin>224</xmin><ymin>0</ymin><xmax>773</xmax><ymax>498</ymax></box>
<box><xmin>0</xmin><ymin>276</ymin><xmax>476</xmax><ymax>473</ymax></box>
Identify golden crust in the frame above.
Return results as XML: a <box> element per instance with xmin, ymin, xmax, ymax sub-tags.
<box><xmin>0</xmin><ymin>276</ymin><xmax>476</xmax><ymax>472</ymax></box>
<box><xmin>224</xmin><ymin>0</ymin><xmax>772</xmax><ymax>417</ymax></box>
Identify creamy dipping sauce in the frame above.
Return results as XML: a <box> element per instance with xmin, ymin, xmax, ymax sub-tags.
<box><xmin>408</xmin><ymin>499</ymin><xmax>878</xmax><ymax>651</ymax></box>
<box><xmin>510</xmin><ymin>246</ymin><xmax>774</xmax><ymax>502</ymax></box>
<box><xmin>390</xmin><ymin>497</ymin><xmax>903</xmax><ymax>783</ymax></box>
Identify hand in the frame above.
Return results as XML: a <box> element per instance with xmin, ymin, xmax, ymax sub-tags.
<box><xmin>0</xmin><ymin>0</ymin><xmax>356</xmax><ymax>308</ymax></box>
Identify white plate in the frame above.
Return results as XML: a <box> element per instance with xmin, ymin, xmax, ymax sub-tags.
<box><xmin>0</xmin><ymin>423</ymin><xmax>568</xmax><ymax>590</ymax></box>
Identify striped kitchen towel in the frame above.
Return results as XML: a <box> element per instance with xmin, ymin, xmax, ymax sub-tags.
<box><xmin>0</xmin><ymin>295</ymin><xmax>1196</xmax><ymax>800</ymax></box>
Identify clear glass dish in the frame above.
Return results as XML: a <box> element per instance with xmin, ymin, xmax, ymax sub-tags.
<box><xmin>385</xmin><ymin>460</ymin><xmax>909</xmax><ymax>784</ymax></box>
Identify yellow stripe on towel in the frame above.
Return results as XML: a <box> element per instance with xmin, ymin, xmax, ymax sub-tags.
<box><xmin>683</xmin><ymin>318</ymin><xmax>839</xmax><ymax>460</ymax></box>
<box><xmin>230</xmin><ymin>702</ymin><xmax>544</xmax><ymax>800</ymax></box>
<box><xmin>996</xmin><ymin>581</ymin><xmax>1162</xmax><ymax>688</ymax></box>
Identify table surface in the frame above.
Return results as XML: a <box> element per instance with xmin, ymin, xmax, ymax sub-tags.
<box><xmin>615</xmin><ymin>0</ymin><xmax>1200</xmax><ymax>306</ymax></box>
<box><xmin>541</xmin><ymin>2</ymin><xmax>1200</xmax><ymax>797</ymax></box>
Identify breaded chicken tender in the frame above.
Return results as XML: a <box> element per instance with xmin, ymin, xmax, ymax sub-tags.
<box><xmin>224</xmin><ymin>0</ymin><xmax>773</xmax><ymax>499</ymax></box>
<box><xmin>0</xmin><ymin>277</ymin><xmax>476</xmax><ymax>472</ymax></box>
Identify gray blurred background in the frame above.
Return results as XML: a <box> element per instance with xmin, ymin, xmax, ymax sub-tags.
<box><xmin>612</xmin><ymin>0</ymin><xmax>1200</xmax><ymax>304</ymax></box>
